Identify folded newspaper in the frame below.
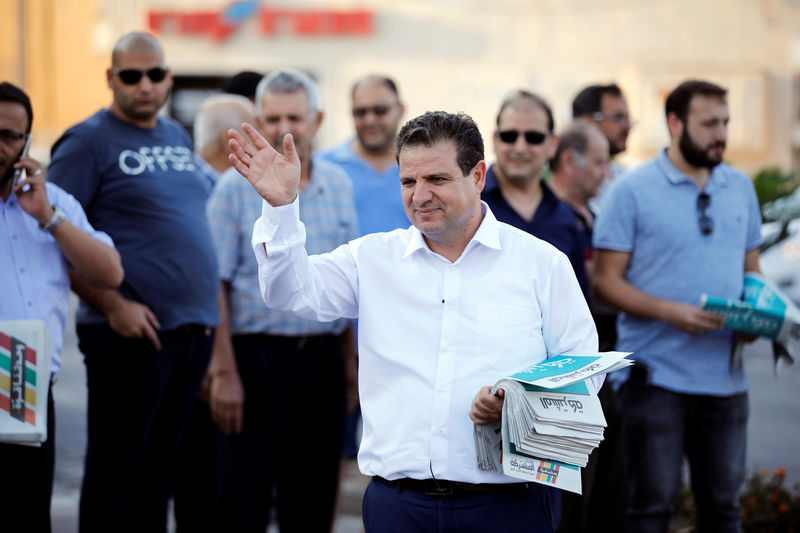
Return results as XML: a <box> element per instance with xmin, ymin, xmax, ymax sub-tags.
<box><xmin>701</xmin><ymin>272</ymin><xmax>799</xmax><ymax>369</ymax></box>
<box><xmin>0</xmin><ymin>320</ymin><xmax>51</xmax><ymax>446</ymax></box>
<box><xmin>474</xmin><ymin>351</ymin><xmax>632</xmax><ymax>494</ymax></box>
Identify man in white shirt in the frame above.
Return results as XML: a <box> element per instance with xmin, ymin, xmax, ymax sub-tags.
<box><xmin>228</xmin><ymin>111</ymin><xmax>599</xmax><ymax>532</ymax></box>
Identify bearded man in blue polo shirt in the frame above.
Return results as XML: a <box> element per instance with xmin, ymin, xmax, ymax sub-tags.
<box><xmin>594</xmin><ymin>80</ymin><xmax>762</xmax><ymax>533</ymax></box>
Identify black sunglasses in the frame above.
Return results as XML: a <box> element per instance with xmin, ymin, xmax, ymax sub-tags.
<box><xmin>697</xmin><ymin>192</ymin><xmax>714</xmax><ymax>235</ymax></box>
<box><xmin>352</xmin><ymin>105</ymin><xmax>392</xmax><ymax>118</ymax></box>
<box><xmin>0</xmin><ymin>128</ymin><xmax>27</xmax><ymax>144</ymax></box>
<box><xmin>111</xmin><ymin>67</ymin><xmax>168</xmax><ymax>85</ymax></box>
<box><xmin>497</xmin><ymin>129</ymin><xmax>548</xmax><ymax>145</ymax></box>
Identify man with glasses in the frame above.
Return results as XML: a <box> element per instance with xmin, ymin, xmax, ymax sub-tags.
<box><xmin>207</xmin><ymin>69</ymin><xmax>358</xmax><ymax>532</ymax></box>
<box><xmin>594</xmin><ymin>80</ymin><xmax>762</xmax><ymax>532</ymax></box>
<box><xmin>48</xmin><ymin>33</ymin><xmax>219</xmax><ymax>532</ymax></box>
<box><xmin>0</xmin><ymin>81</ymin><xmax>123</xmax><ymax>533</ymax></box>
<box><xmin>573</xmin><ymin>84</ymin><xmax>632</xmax><ymax>162</ymax></box>
<box><xmin>321</xmin><ymin>75</ymin><xmax>407</xmax><ymax>234</ymax></box>
<box><xmin>482</xmin><ymin>90</ymin><xmax>588</xmax><ymax>300</ymax></box>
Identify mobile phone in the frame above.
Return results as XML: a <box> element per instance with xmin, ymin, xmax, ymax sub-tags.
<box><xmin>13</xmin><ymin>134</ymin><xmax>32</xmax><ymax>189</ymax></box>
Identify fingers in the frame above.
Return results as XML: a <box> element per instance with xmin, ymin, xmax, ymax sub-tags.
<box><xmin>282</xmin><ymin>133</ymin><xmax>298</xmax><ymax>165</ymax></box>
<box><xmin>142</xmin><ymin>321</ymin><xmax>162</xmax><ymax>351</ymax></box>
<box><xmin>144</xmin><ymin>306</ymin><xmax>161</xmax><ymax>330</ymax></box>
<box><xmin>210</xmin><ymin>388</ymin><xmax>244</xmax><ymax>434</ymax></box>
<box><xmin>469</xmin><ymin>386</ymin><xmax>504</xmax><ymax>424</ymax></box>
<box><xmin>242</xmin><ymin>122</ymin><xmax>270</xmax><ymax>151</ymax></box>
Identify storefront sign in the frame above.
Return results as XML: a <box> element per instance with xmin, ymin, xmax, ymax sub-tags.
<box><xmin>148</xmin><ymin>1</ymin><xmax>374</xmax><ymax>41</ymax></box>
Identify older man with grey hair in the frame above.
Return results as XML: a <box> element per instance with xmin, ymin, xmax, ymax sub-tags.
<box><xmin>207</xmin><ymin>68</ymin><xmax>359</xmax><ymax>531</ymax></box>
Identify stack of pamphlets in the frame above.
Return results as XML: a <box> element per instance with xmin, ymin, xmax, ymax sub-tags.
<box><xmin>701</xmin><ymin>272</ymin><xmax>799</xmax><ymax>369</ymax></box>
<box><xmin>0</xmin><ymin>320</ymin><xmax>51</xmax><ymax>446</ymax></box>
<box><xmin>474</xmin><ymin>351</ymin><xmax>632</xmax><ymax>494</ymax></box>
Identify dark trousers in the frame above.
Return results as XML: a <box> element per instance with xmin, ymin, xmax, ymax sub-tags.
<box><xmin>557</xmin><ymin>382</ymin><xmax>627</xmax><ymax>532</ymax></box>
<box><xmin>216</xmin><ymin>333</ymin><xmax>346</xmax><ymax>533</ymax></box>
<box><xmin>621</xmin><ymin>381</ymin><xmax>748</xmax><ymax>533</ymax></box>
<box><xmin>0</xmin><ymin>380</ymin><xmax>55</xmax><ymax>533</ymax></box>
<box><xmin>174</xmin><ymin>398</ymin><xmax>218</xmax><ymax>533</ymax></box>
<box><xmin>77</xmin><ymin>323</ymin><xmax>212</xmax><ymax>533</ymax></box>
<box><xmin>363</xmin><ymin>477</ymin><xmax>558</xmax><ymax>533</ymax></box>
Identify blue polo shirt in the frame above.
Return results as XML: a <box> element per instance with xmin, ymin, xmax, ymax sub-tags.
<box><xmin>481</xmin><ymin>164</ymin><xmax>589</xmax><ymax>299</ymax></box>
<box><xmin>593</xmin><ymin>150</ymin><xmax>762</xmax><ymax>396</ymax></box>
<box><xmin>320</xmin><ymin>140</ymin><xmax>408</xmax><ymax>236</ymax></box>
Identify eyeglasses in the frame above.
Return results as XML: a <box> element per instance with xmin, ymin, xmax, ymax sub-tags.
<box><xmin>0</xmin><ymin>128</ymin><xmax>27</xmax><ymax>145</ymax></box>
<box><xmin>111</xmin><ymin>67</ymin><xmax>168</xmax><ymax>85</ymax></box>
<box><xmin>590</xmin><ymin>112</ymin><xmax>633</xmax><ymax>125</ymax></box>
<box><xmin>697</xmin><ymin>192</ymin><xmax>713</xmax><ymax>235</ymax></box>
<box><xmin>497</xmin><ymin>129</ymin><xmax>548</xmax><ymax>145</ymax></box>
<box><xmin>352</xmin><ymin>105</ymin><xmax>393</xmax><ymax>118</ymax></box>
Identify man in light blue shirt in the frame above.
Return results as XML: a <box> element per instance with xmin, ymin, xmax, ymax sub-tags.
<box><xmin>0</xmin><ymin>81</ymin><xmax>122</xmax><ymax>533</ymax></box>
<box><xmin>594</xmin><ymin>80</ymin><xmax>762</xmax><ymax>532</ymax></box>
<box><xmin>321</xmin><ymin>75</ymin><xmax>408</xmax><ymax>235</ymax></box>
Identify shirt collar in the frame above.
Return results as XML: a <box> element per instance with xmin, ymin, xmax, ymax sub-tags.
<box><xmin>656</xmin><ymin>148</ymin><xmax>729</xmax><ymax>188</ymax></box>
<box><xmin>401</xmin><ymin>202</ymin><xmax>502</xmax><ymax>261</ymax></box>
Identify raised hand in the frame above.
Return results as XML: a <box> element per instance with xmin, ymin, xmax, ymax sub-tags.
<box><xmin>228</xmin><ymin>123</ymin><xmax>301</xmax><ymax>206</ymax></box>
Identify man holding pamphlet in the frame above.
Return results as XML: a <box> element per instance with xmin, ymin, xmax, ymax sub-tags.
<box><xmin>594</xmin><ymin>80</ymin><xmax>762</xmax><ymax>532</ymax></box>
<box><xmin>228</xmin><ymin>110</ymin><xmax>602</xmax><ymax>532</ymax></box>
<box><xmin>0</xmin><ymin>81</ymin><xmax>122</xmax><ymax>533</ymax></box>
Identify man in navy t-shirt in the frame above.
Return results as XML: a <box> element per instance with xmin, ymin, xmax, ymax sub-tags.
<box><xmin>49</xmin><ymin>32</ymin><xmax>218</xmax><ymax>533</ymax></box>
<box><xmin>481</xmin><ymin>90</ymin><xmax>589</xmax><ymax>300</ymax></box>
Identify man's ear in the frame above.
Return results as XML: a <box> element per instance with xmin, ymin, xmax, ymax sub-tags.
<box><xmin>546</xmin><ymin>134</ymin><xmax>559</xmax><ymax>160</ymax></box>
<box><xmin>473</xmin><ymin>160</ymin><xmax>487</xmax><ymax>192</ymax></box>
<box><xmin>311</xmin><ymin>110</ymin><xmax>324</xmax><ymax>135</ymax></box>
<box><xmin>667</xmin><ymin>112</ymin><xmax>683</xmax><ymax>142</ymax></box>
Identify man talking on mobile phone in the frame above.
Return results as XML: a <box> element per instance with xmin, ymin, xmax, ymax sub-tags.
<box><xmin>0</xmin><ymin>81</ymin><xmax>123</xmax><ymax>533</ymax></box>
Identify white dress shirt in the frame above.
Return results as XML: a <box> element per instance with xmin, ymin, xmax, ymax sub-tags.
<box><xmin>252</xmin><ymin>199</ymin><xmax>599</xmax><ymax>484</ymax></box>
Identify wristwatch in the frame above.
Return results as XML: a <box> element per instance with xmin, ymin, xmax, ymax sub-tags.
<box><xmin>40</xmin><ymin>206</ymin><xmax>66</xmax><ymax>234</ymax></box>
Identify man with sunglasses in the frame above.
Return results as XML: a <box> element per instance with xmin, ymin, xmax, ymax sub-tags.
<box><xmin>481</xmin><ymin>90</ymin><xmax>589</xmax><ymax>300</ymax></box>
<box><xmin>594</xmin><ymin>80</ymin><xmax>762</xmax><ymax>532</ymax></box>
<box><xmin>322</xmin><ymin>75</ymin><xmax>408</xmax><ymax>235</ymax></box>
<box><xmin>48</xmin><ymin>33</ymin><xmax>219</xmax><ymax>532</ymax></box>
<box><xmin>0</xmin><ymin>81</ymin><xmax>123</xmax><ymax>533</ymax></box>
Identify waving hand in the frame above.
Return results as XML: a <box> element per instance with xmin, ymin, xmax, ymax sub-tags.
<box><xmin>228</xmin><ymin>123</ymin><xmax>301</xmax><ymax>206</ymax></box>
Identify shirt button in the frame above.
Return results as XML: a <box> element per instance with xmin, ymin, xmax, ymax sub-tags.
<box><xmin>19</xmin><ymin>268</ymin><xmax>25</xmax><ymax>273</ymax></box>
<box><xmin>27</xmin><ymin>302</ymin><xmax>32</xmax><ymax>307</ymax></box>
<box><xmin>12</xmin><ymin>234</ymin><xmax>17</xmax><ymax>240</ymax></box>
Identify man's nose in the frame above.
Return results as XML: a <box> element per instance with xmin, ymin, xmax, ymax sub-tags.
<box><xmin>412</xmin><ymin>182</ymin><xmax>433</xmax><ymax>204</ymax></box>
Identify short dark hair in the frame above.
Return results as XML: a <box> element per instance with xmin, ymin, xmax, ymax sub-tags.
<box><xmin>396</xmin><ymin>111</ymin><xmax>484</xmax><ymax>176</ymax></box>
<box><xmin>665</xmin><ymin>80</ymin><xmax>727</xmax><ymax>123</ymax></box>
<box><xmin>224</xmin><ymin>71</ymin><xmax>264</xmax><ymax>100</ymax></box>
<box><xmin>550</xmin><ymin>122</ymin><xmax>594</xmax><ymax>173</ymax></box>
<box><xmin>496</xmin><ymin>90</ymin><xmax>554</xmax><ymax>133</ymax></box>
<box><xmin>0</xmin><ymin>81</ymin><xmax>33</xmax><ymax>132</ymax></box>
<box><xmin>571</xmin><ymin>84</ymin><xmax>623</xmax><ymax>118</ymax></box>
<box><xmin>351</xmin><ymin>75</ymin><xmax>400</xmax><ymax>99</ymax></box>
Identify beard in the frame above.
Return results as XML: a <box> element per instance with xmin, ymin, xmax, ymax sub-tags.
<box><xmin>679</xmin><ymin>127</ymin><xmax>725</xmax><ymax>170</ymax></box>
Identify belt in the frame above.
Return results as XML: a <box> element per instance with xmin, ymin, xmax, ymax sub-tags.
<box><xmin>176</xmin><ymin>323</ymin><xmax>212</xmax><ymax>336</ymax></box>
<box><xmin>373</xmin><ymin>476</ymin><xmax>530</xmax><ymax>497</ymax></box>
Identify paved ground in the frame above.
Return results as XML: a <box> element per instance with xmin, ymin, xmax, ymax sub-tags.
<box><xmin>51</xmin><ymin>296</ymin><xmax>800</xmax><ymax>532</ymax></box>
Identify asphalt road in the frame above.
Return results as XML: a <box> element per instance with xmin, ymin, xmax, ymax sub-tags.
<box><xmin>50</xmin><ymin>296</ymin><xmax>800</xmax><ymax>532</ymax></box>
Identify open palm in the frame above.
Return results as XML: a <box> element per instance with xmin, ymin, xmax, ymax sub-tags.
<box><xmin>228</xmin><ymin>123</ymin><xmax>301</xmax><ymax>206</ymax></box>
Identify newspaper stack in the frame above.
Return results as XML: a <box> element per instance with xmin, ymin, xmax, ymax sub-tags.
<box><xmin>701</xmin><ymin>272</ymin><xmax>799</xmax><ymax>370</ymax></box>
<box><xmin>474</xmin><ymin>351</ymin><xmax>632</xmax><ymax>494</ymax></box>
<box><xmin>0</xmin><ymin>320</ymin><xmax>51</xmax><ymax>446</ymax></box>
